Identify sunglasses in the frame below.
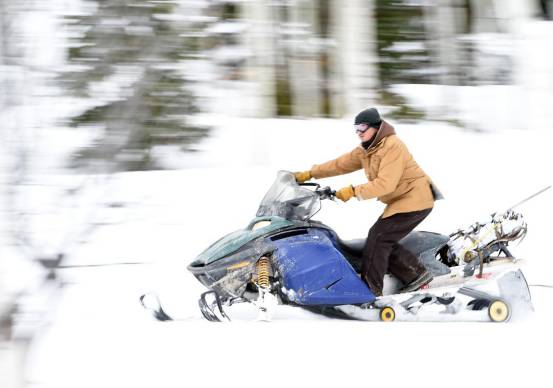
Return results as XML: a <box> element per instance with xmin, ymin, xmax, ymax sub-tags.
<box><xmin>354</xmin><ymin>123</ymin><xmax>370</xmax><ymax>134</ymax></box>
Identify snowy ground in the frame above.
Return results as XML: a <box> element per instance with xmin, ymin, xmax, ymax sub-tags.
<box><xmin>1</xmin><ymin>6</ymin><xmax>552</xmax><ymax>387</ymax></box>
<box><xmin>10</xmin><ymin>116</ymin><xmax>553</xmax><ymax>388</ymax></box>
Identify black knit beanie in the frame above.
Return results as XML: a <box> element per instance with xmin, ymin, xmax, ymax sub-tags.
<box><xmin>354</xmin><ymin>108</ymin><xmax>382</xmax><ymax>128</ymax></box>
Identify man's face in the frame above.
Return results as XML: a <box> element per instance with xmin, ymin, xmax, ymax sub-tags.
<box><xmin>355</xmin><ymin>124</ymin><xmax>378</xmax><ymax>142</ymax></box>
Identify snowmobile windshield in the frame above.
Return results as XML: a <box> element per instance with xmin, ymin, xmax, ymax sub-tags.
<box><xmin>256</xmin><ymin>171</ymin><xmax>320</xmax><ymax>221</ymax></box>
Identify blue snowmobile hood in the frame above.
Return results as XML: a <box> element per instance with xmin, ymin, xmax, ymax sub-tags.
<box><xmin>191</xmin><ymin>216</ymin><xmax>295</xmax><ymax>266</ymax></box>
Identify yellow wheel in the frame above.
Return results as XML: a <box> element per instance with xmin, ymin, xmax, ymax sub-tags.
<box><xmin>380</xmin><ymin>307</ymin><xmax>396</xmax><ymax>322</ymax></box>
<box><xmin>488</xmin><ymin>300</ymin><xmax>510</xmax><ymax>322</ymax></box>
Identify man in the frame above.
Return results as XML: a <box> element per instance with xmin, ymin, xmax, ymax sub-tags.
<box><xmin>294</xmin><ymin>108</ymin><xmax>439</xmax><ymax>297</ymax></box>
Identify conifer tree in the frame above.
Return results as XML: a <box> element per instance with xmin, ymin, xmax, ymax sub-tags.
<box><xmin>63</xmin><ymin>0</ymin><xmax>207</xmax><ymax>171</ymax></box>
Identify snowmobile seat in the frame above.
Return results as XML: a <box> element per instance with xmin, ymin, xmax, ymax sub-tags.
<box><xmin>337</xmin><ymin>238</ymin><xmax>366</xmax><ymax>272</ymax></box>
<box><xmin>338</xmin><ymin>238</ymin><xmax>365</xmax><ymax>257</ymax></box>
<box><xmin>337</xmin><ymin>231</ymin><xmax>452</xmax><ymax>276</ymax></box>
<box><xmin>401</xmin><ymin>231</ymin><xmax>452</xmax><ymax>276</ymax></box>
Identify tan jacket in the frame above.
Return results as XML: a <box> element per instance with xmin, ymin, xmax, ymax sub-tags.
<box><xmin>310</xmin><ymin>121</ymin><xmax>435</xmax><ymax>218</ymax></box>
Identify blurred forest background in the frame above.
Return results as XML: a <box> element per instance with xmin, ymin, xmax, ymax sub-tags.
<box><xmin>1</xmin><ymin>0</ymin><xmax>552</xmax><ymax>172</ymax></box>
<box><xmin>1</xmin><ymin>1</ymin><xmax>553</xmax><ymax>386</ymax></box>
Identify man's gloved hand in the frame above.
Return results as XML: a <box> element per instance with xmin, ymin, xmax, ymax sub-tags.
<box><xmin>293</xmin><ymin>171</ymin><xmax>312</xmax><ymax>183</ymax></box>
<box><xmin>336</xmin><ymin>185</ymin><xmax>355</xmax><ymax>202</ymax></box>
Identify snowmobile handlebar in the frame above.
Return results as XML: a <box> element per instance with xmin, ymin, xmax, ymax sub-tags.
<box><xmin>298</xmin><ymin>182</ymin><xmax>336</xmax><ymax>200</ymax></box>
<box><xmin>317</xmin><ymin>186</ymin><xmax>336</xmax><ymax>200</ymax></box>
<box><xmin>298</xmin><ymin>182</ymin><xmax>320</xmax><ymax>188</ymax></box>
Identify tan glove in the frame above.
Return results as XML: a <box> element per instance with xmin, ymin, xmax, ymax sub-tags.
<box><xmin>336</xmin><ymin>185</ymin><xmax>355</xmax><ymax>202</ymax></box>
<box><xmin>293</xmin><ymin>171</ymin><xmax>312</xmax><ymax>183</ymax></box>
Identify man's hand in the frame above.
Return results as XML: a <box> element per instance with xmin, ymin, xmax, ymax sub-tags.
<box><xmin>293</xmin><ymin>171</ymin><xmax>312</xmax><ymax>183</ymax></box>
<box><xmin>336</xmin><ymin>185</ymin><xmax>355</xmax><ymax>202</ymax></box>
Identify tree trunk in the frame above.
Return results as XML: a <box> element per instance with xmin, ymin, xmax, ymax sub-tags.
<box><xmin>242</xmin><ymin>0</ymin><xmax>277</xmax><ymax>117</ymax></box>
<box><xmin>288</xmin><ymin>0</ymin><xmax>322</xmax><ymax>117</ymax></box>
<box><xmin>329</xmin><ymin>0</ymin><xmax>377</xmax><ymax>116</ymax></box>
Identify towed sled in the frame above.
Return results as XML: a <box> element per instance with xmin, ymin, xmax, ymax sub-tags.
<box><xmin>143</xmin><ymin>171</ymin><xmax>533</xmax><ymax>322</ymax></box>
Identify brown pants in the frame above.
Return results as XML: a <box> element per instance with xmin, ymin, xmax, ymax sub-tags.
<box><xmin>361</xmin><ymin>208</ymin><xmax>432</xmax><ymax>295</ymax></box>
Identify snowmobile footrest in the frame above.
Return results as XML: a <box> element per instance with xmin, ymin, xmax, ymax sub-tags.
<box><xmin>399</xmin><ymin>293</ymin><xmax>437</xmax><ymax>309</ymax></box>
<box><xmin>458</xmin><ymin>286</ymin><xmax>503</xmax><ymax>302</ymax></box>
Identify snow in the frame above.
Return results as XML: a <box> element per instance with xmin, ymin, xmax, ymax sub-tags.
<box><xmin>210</xmin><ymin>45</ymin><xmax>251</xmax><ymax>63</ymax></box>
<box><xmin>383</xmin><ymin>41</ymin><xmax>426</xmax><ymax>53</ymax></box>
<box><xmin>205</xmin><ymin>21</ymin><xmax>248</xmax><ymax>35</ymax></box>
<box><xmin>2</xmin><ymin>6</ymin><xmax>553</xmax><ymax>388</ymax></box>
<box><xmin>8</xmin><ymin>116</ymin><xmax>552</xmax><ymax>388</ymax></box>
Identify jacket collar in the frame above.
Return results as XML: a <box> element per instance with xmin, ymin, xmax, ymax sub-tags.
<box><xmin>360</xmin><ymin>120</ymin><xmax>396</xmax><ymax>154</ymax></box>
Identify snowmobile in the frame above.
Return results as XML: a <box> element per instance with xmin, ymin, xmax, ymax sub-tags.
<box><xmin>144</xmin><ymin>171</ymin><xmax>533</xmax><ymax>323</ymax></box>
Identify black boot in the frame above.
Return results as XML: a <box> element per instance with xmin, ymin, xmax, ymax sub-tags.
<box><xmin>400</xmin><ymin>270</ymin><xmax>433</xmax><ymax>293</ymax></box>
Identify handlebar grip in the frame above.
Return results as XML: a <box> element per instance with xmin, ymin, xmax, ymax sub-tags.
<box><xmin>317</xmin><ymin>186</ymin><xmax>336</xmax><ymax>199</ymax></box>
